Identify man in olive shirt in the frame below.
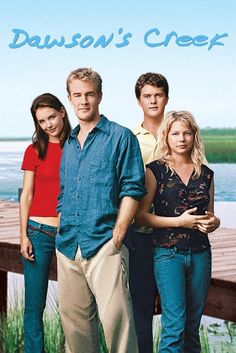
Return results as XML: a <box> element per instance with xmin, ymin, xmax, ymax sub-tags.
<box><xmin>129</xmin><ymin>72</ymin><xmax>169</xmax><ymax>353</ymax></box>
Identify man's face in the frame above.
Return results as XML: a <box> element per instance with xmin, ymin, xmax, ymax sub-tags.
<box><xmin>138</xmin><ymin>84</ymin><xmax>168</xmax><ymax>120</ymax></box>
<box><xmin>68</xmin><ymin>79</ymin><xmax>102</xmax><ymax>122</ymax></box>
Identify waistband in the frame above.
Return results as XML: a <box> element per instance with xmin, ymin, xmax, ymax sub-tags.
<box><xmin>28</xmin><ymin>219</ymin><xmax>57</xmax><ymax>237</ymax></box>
<box><xmin>154</xmin><ymin>245</ymin><xmax>210</xmax><ymax>254</ymax></box>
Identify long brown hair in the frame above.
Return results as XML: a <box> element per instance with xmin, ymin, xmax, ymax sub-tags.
<box><xmin>31</xmin><ymin>93</ymin><xmax>71</xmax><ymax>159</ymax></box>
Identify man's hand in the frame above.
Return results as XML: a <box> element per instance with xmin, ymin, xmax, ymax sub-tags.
<box><xmin>112</xmin><ymin>226</ymin><xmax>126</xmax><ymax>251</ymax></box>
<box><xmin>113</xmin><ymin>196</ymin><xmax>139</xmax><ymax>250</ymax></box>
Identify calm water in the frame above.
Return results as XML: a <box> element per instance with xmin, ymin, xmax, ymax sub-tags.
<box><xmin>0</xmin><ymin>140</ymin><xmax>235</xmax><ymax>201</ymax></box>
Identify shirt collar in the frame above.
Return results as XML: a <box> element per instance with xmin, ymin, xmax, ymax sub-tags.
<box><xmin>68</xmin><ymin>114</ymin><xmax>109</xmax><ymax>143</ymax></box>
<box><xmin>95</xmin><ymin>114</ymin><xmax>110</xmax><ymax>134</ymax></box>
<box><xmin>133</xmin><ymin>123</ymin><xmax>151</xmax><ymax>136</ymax></box>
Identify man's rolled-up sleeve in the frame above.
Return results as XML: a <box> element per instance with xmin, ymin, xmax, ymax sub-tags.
<box><xmin>116</xmin><ymin>129</ymin><xmax>146</xmax><ymax>201</ymax></box>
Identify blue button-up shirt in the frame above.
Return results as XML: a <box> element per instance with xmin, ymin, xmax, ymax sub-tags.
<box><xmin>56</xmin><ymin>115</ymin><xmax>146</xmax><ymax>259</ymax></box>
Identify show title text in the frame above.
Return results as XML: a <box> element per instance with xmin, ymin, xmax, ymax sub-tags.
<box><xmin>9</xmin><ymin>28</ymin><xmax>229</xmax><ymax>51</ymax></box>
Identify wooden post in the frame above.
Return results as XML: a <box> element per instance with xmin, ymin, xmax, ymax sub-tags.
<box><xmin>0</xmin><ymin>270</ymin><xmax>7</xmax><ymax>315</ymax></box>
<box><xmin>204</xmin><ymin>279</ymin><xmax>236</xmax><ymax>322</ymax></box>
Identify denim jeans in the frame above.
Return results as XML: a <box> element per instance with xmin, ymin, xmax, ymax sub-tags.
<box><xmin>22</xmin><ymin>220</ymin><xmax>56</xmax><ymax>353</ymax></box>
<box><xmin>153</xmin><ymin>247</ymin><xmax>211</xmax><ymax>353</ymax></box>
<box><xmin>128</xmin><ymin>231</ymin><xmax>157</xmax><ymax>353</ymax></box>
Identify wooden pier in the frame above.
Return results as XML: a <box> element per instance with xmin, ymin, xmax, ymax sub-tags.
<box><xmin>0</xmin><ymin>200</ymin><xmax>236</xmax><ymax>321</ymax></box>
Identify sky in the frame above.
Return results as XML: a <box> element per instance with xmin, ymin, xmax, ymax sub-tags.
<box><xmin>0</xmin><ymin>0</ymin><xmax>235</xmax><ymax>137</ymax></box>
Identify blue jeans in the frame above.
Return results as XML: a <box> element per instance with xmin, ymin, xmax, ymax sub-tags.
<box><xmin>153</xmin><ymin>247</ymin><xmax>211</xmax><ymax>353</ymax></box>
<box><xmin>22</xmin><ymin>220</ymin><xmax>56</xmax><ymax>353</ymax></box>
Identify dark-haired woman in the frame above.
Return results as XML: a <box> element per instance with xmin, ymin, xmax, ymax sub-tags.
<box><xmin>20</xmin><ymin>93</ymin><xmax>71</xmax><ymax>353</ymax></box>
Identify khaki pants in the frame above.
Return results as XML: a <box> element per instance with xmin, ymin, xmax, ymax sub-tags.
<box><xmin>57</xmin><ymin>239</ymin><xmax>138</xmax><ymax>353</ymax></box>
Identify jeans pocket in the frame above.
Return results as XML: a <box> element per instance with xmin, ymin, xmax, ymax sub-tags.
<box><xmin>153</xmin><ymin>247</ymin><xmax>176</xmax><ymax>261</ymax></box>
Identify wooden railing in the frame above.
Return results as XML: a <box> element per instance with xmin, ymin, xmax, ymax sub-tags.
<box><xmin>0</xmin><ymin>241</ymin><xmax>236</xmax><ymax>322</ymax></box>
<box><xmin>0</xmin><ymin>242</ymin><xmax>57</xmax><ymax>315</ymax></box>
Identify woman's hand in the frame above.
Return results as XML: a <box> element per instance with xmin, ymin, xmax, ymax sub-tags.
<box><xmin>197</xmin><ymin>211</ymin><xmax>220</xmax><ymax>233</ymax></box>
<box><xmin>178</xmin><ymin>208</ymin><xmax>210</xmax><ymax>231</ymax></box>
<box><xmin>20</xmin><ymin>235</ymin><xmax>34</xmax><ymax>261</ymax></box>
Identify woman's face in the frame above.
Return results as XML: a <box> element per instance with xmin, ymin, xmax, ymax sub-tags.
<box><xmin>167</xmin><ymin>120</ymin><xmax>194</xmax><ymax>157</ymax></box>
<box><xmin>36</xmin><ymin>107</ymin><xmax>65</xmax><ymax>142</ymax></box>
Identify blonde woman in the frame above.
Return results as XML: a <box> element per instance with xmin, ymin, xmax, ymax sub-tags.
<box><xmin>136</xmin><ymin>111</ymin><xmax>220</xmax><ymax>353</ymax></box>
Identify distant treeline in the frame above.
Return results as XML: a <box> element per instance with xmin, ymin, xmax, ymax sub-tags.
<box><xmin>201</xmin><ymin>128</ymin><xmax>236</xmax><ymax>163</ymax></box>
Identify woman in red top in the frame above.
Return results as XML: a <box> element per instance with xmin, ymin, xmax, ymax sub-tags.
<box><xmin>20</xmin><ymin>93</ymin><xmax>71</xmax><ymax>353</ymax></box>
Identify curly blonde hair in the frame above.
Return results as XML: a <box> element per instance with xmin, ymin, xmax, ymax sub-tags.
<box><xmin>157</xmin><ymin>111</ymin><xmax>205</xmax><ymax>178</ymax></box>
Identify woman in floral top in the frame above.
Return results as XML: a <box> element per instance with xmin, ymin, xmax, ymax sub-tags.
<box><xmin>136</xmin><ymin>111</ymin><xmax>220</xmax><ymax>353</ymax></box>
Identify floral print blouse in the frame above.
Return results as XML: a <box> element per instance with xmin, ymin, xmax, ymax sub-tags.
<box><xmin>147</xmin><ymin>160</ymin><xmax>213</xmax><ymax>251</ymax></box>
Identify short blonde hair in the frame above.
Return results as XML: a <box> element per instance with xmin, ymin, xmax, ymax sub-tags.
<box><xmin>157</xmin><ymin>111</ymin><xmax>205</xmax><ymax>178</ymax></box>
<box><xmin>66</xmin><ymin>67</ymin><xmax>102</xmax><ymax>95</ymax></box>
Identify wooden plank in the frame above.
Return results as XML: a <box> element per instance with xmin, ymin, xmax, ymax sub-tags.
<box><xmin>0</xmin><ymin>243</ymin><xmax>23</xmax><ymax>274</ymax></box>
<box><xmin>0</xmin><ymin>242</ymin><xmax>57</xmax><ymax>280</ymax></box>
<box><xmin>213</xmin><ymin>273</ymin><xmax>236</xmax><ymax>280</ymax></box>
<box><xmin>204</xmin><ymin>281</ymin><xmax>236</xmax><ymax>322</ymax></box>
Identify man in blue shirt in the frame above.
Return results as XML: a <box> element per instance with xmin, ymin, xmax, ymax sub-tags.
<box><xmin>56</xmin><ymin>67</ymin><xmax>146</xmax><ymax>353</ymax></box>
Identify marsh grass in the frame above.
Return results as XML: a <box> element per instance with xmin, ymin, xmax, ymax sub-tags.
<box><xmin>0</xmin><ymin>292</ymin><xmax>108</xmax><ymax>353</ymax></box>
<box><xmin>0</xmin><ymin>297</ymin><xmax>65</xmax><ymax>353</ymax></box>
<box><xmin>99</xmin><ymin>323</ymin><xmax>108</xmax><ymax>353</ymax></box>
<box><xmin>152</xmin><ymin>317</ymin><xmax>236</xmax><ymax>353</ymax></box>
<box><xmin>43</xmin><ymin>312</ymin><xmax>65</xmax><ymax>353</ymax></box>
<box><xmin>0</xmin><ymin>297</ymin><xmax>24</xmax><ymax>353</ymax></box>
<box><xmin>200</xmin><ymin>324</ymin><xmax>211</xmax><ymax>353</ymax></box>
<box><xmin>201</xmin><ymin>128</ymin><xmax>236</xmax><ymax>163</ymax></box>
<box><xmin>1</xmin><ymin>296</ymin><xmax>235</xmax><ymax>353</ymax></box>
